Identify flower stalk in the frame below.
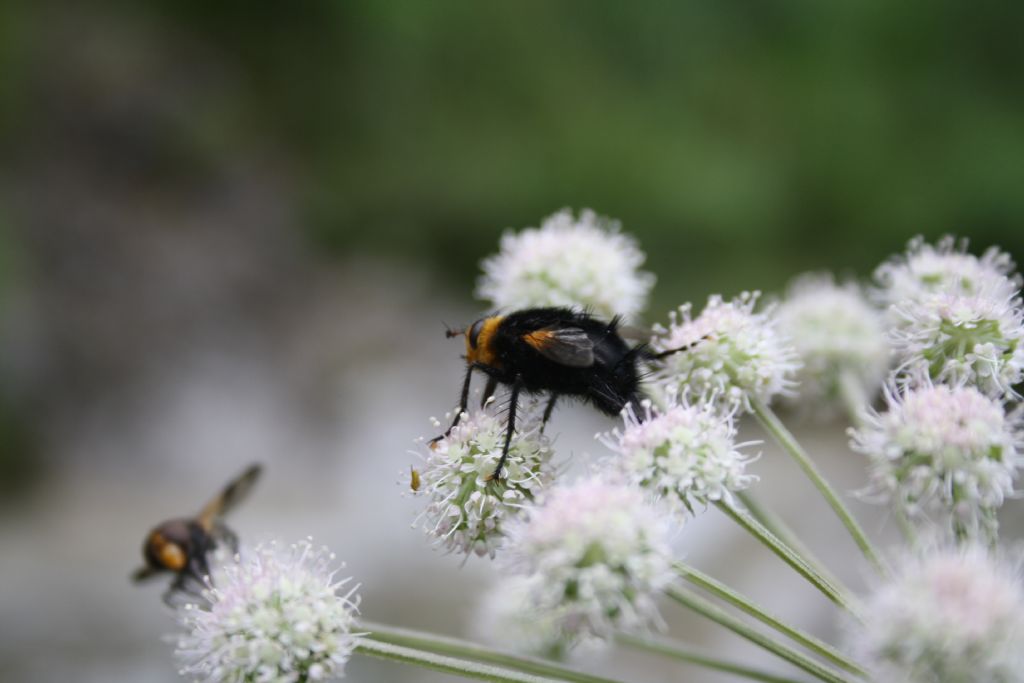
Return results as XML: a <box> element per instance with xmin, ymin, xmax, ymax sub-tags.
<box><xmin>674</xmin><ymin>562</ymin><xmax>867</xmax><ymax>677</ymax></box>
<box><xmin>355</xmin><ymin>638</ymin><xmax>566</xmax><ymax>683</ymax></box>
<box><xmin>666</xmin><ymin>587</ymin><xmax>857</xmax><ymax>683</ymax></box>
<box><xmin>359</xmin><ymin>622</ymin><xmax>625</xmax><ymax>683</ymax></box>
<box><xmin>750</xmin><ymin>396</ymin><xmax>889</xmax><ymax>576</ymax></box>
<box><xmin>837</xmin><ymin>368</ymin><xmax>870</xmax><ymax>427</ymax></box>
<box><xmin>617</xmin><ymin>633</ymin><xmax>805</xmax><ymax>683</ymax></box>
<box><xmin>735</xmin><ymin>490</ymin><xmax>845</xmax><ymax>594</ymax></box>
<box><xmin>715</xmin><ymin>499</ymin><xmax>858</xmax><ymax>613</ymax></box>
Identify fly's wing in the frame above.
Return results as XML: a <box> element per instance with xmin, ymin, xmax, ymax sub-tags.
<box><xmin>522</xmin><ymin>327</ymin><xmax>594</xmax><ymax>367</ymax></box>
<box><xmin>197</xmin><ymin>463</ymin><xmax>263</xmax><ymax>531</ymax></box>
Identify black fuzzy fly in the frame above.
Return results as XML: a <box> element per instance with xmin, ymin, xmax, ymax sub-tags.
<box><xmin>432</xmin><ymin>307</ymin><xmax>690</xmax><ymax>480</ymax></box>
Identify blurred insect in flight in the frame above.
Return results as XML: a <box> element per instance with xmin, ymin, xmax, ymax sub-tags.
<box><xmin>431</xmin><ymin>307</ymin><xmax>694</xmax><ymax>480</ymax></box>
<box><xmin>132</xmin><ymin>463</ymin><xmax>262</xmax><ymax>605</ymax></box>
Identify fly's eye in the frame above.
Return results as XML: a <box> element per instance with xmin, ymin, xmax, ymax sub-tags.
<box><xmin>468</xmin><ymin>319</ymin><xmax>485</xmax><ymax>349</ymax></box>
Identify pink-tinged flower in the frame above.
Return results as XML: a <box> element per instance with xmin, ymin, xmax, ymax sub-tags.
<box><xmin>477</xmin><ymin>208</ymin><xmax>655</xmax><ymax>320</ymax></box>
<box><xmin>873</xmin><ymin>235</ymin><xmax>1020</xmax><ymax>313</ymax></box>
<box><xmin>503</xmin><ymin>475</ymin><xmax>675</xmax><ymax>644</ymax></box>
<box><xmin>175</xmin><ymin>539</ymin><xmax>359</xmax><ymax>682</ymax></box>
<box><xmin>650</xmin><ymin>292</ymin><xmax>801</xmax><ymax>413</ymax></box>
<box><xmin>776</xmin><ymin>273</ymin><xmax>889</xmax><ymax>414</ymax></box>
<box><xmin>846</xmin><ymin>545</ymin><xmax>1024</xmax><ymax>682</ymax></box>
<box><xmin>599</xmin><ymin>396</ymin><xmax>758</xmax><ymax>515</ymax></box>
<box><xmin>850</xmin><ymin>381</ymin><xmax>1024</xmax><ymax>541</ymax></box>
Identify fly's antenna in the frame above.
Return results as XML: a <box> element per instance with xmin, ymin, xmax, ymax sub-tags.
<box><xmin>442</xmin><ymin>322</ymin><xmax>464</xmax><ymax>339</ymax></box>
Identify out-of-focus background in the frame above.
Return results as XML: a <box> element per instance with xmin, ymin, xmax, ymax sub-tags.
<box><xmin>2</xmin><ymin>2</ymin><xmax>1023</xmax><ymax>681</ymax></box>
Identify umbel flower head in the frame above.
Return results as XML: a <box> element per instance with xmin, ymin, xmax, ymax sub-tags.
<box><xmin>650</xmin><ymin>292</ymin><xmax>801</xmax><ymax>413</ymax></box>
<box><xmin>776</xmin><ymin>273</ymin><xmax>889</xmax><ymax>413</ymax></box>
<box><xmin>846</xmin><ymin>545</ymin><xmax>1024</xmax><ymax>683</ymax></box>
<box><xmin>850</xmin><ymin>381</ymin><xmax>1024</xmax><ymax>541</ymax></box>
<box><xmin>413</xmin><ymin>400</ymin><xmax>554</xmax><ymax>558</ymax></box>
<box><xmin>889</xmin><ymin>283</ymin><xmax>1024</xmax><ymax>400</ymax></box>
<box><xmin>873</xmin><ymin>235</ymin><xmax>1020</xmax><ymax>313</ymax></box>
<box><xmin>599</xmin><ymin>394</ymin><xmax>758</xmax><ymax>515</ymax></box>
<box><xmin>503</xmin><ymin>475</ymin><xmax>675</xmax><ymax>644</ymax></box>
<box><xmin>175</xmin><ymin>538</ymin><xmax>359</xmax><ymax>683</ymax></box>
<box><xmin>476</xmin><ymin>208</ymin><xmax>655</xmax><ymax>320</ymax></box>
<box><xmin>471</xmin><ymin>574</ymin><xmax>584</xmax><ymax>661</ymax></box>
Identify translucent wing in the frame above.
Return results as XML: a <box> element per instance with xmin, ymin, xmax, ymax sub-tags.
<box><xmin>197</xmin><ymin>463</ymin><xmax>263</xmax><ymax>530</ymax></box>
<box><xmin>522</xmin><ymin>327</ymin><xmax>594</xmax><ymax>367</ymax></box>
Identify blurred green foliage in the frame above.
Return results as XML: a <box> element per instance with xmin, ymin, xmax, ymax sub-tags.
<box><xmin>5</xmin><ymin>0</ymin><xmax>1024</xmax><ymax>310</ymax></box>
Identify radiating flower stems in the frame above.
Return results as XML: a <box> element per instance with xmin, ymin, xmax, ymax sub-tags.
<box><xmin>616</xmin><ymin>633</ymin><xmax>804</xmax><ymax>683</ymax></box>
<box><xmin>355</xmin><ymin>638</ymin><xmax>564</xmax><ymax>683</ymax></box>
<box><xmin>359</xmin><ymin>622</ymin><xmax>625</xmax><ymax>683</ymax></box>
<box><xmin>735</xmin><ymin>490</ymin><xmax>846</xmax><ymax>594</ymax></box>
<box><xmin>666</xmin><ymin>587</ymin><xmax>856</xmax><ymax>683</ymax></box>
<box><xmin>750</xmin><ymin>395</ymin><xmax>889</xmax><ymax>577</ymax></box>
<box><xmin>674</xmin><ymin>562</ymin><xmax>867</xmax><ymax>677</ymax></box>
<box><xmin>715</xmin><ymin>499</ymin><xmax>859</xmax><ymax>614</ymax></box>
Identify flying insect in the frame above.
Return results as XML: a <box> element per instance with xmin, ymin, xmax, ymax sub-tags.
<box><xmin>432</xmin><ymin>307</ymin><xmax>688</xmax><ymax>480</ymax></box>
<box><xmin>132</xmin><ymin>463</ymin><xmax>262</xmax><ymax>605</ymax></box>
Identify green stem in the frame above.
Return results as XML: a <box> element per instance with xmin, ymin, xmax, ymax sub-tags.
<box><xmin>750</xmin><ymin>396</ymin><xmax>889</xmax><ymax>577</ymax></box>
<box><xmin>891</xmin><ymin>504</ymin><xmax>919</xmax><ymax>549</ymax></box>
<box><xmin>735</xmin><ymin>490</ymin><xmax>845</xmax><ymax>594</ymax></box>
<box><xmin>617</xmin><ymin>632</ymin><xmax>804</xmax><ymax>683</ymax></box>
<box><xmin>666</xmin><ymin>587</ymin><xmax>855</xmax><ymax>683</ymax></box>
<box><xmin>675</xmin><ymin>562</ymin><xmax>867</xmax><ymax>677</ymax></box>
<box><xmin>359</xmin><ymin>622</ymin><xmax>624</xmax><ymax>683</ymax></box>
<box><xmin>836</xmin><ymin>369</ymin><xmax>870</xmax><ymax>428</ymax></box>
<box><xmin>715</xmin><ymin>500</ymin><xmax>859</xmax><ymax>614</ymax></box>
<box><xmin>355</xmin><ymin>639</ymin><xmax>562</xmax><ymax>683</ymax></box>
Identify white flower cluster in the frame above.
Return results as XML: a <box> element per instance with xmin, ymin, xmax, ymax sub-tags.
<box><xmin>876</xmin><ymin>236</ymin><xmax>1024</xmax><ymax>399</ymax></box>
<box><xmin>503</xmin><ymin>476</ymin><xmax>675</xmax><ymax>643</ymax></box>
<box><xmin>175</xmin><ymin>539</ymin><xmax>359</xmax><ymax>683</ymax></box>
<box><xmin>476</xmin><ymin>208</ymin><xmax>655</xmax><ymax>320</ymax></box>
<box><xmin>414</xmin><ymin>402</ymin><xmax>554</xmax><ymax>558</ymax></box>
<box><xmin>471</xmin><ymin>575</ymin><xmax>580</xmax><ymax>661</ymax></box>
<box><xmin>889</xmin><ymin>286</ymin><xmax>1024</xmax><ymax>399</ymax></box>
<box><xmin>850</xmin><ymin>381</ymin><xmax>1024</xmax><ymax>540</ymax></box>
<box><xmin>848</xmin><ymin>546</ymin><xmax>1024</xmax><ymax>683</ymax></box>
<box><xmin>600</xmin><ymin>396</ymin><xmax>757</xmax><ymax>514</ymax></box>
<box><xmin>874</xmin><ymin>235</ymin><xmax>1019</xmax><ymax>311</ymax></box>
<box><xmin>650</xmin><ymin>292</ymin><xmax>801</xmax><ymax>412</ymax></box>
<box><xmin>776</xmin><ymin>273</ymin><xmax>889</xmax><ymax>413</ymax></box>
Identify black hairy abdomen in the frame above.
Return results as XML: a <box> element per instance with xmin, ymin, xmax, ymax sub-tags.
<box><xmin>493</xmin><ymin>308</ymin><xmax>642</xmax><ymax>415</ymax></box>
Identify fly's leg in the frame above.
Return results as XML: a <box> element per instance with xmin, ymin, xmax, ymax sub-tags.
<box><xmin>430</xmin><ymin>364</ymin><xmax>476</xmax><ymax>446</ymax></box>
<box><xmin>541</xmin><ymin>394</ymin><xmax>558</xmax><ymax>432</ymax></box>
<box><xmin>488</xmin><ymin>376</ymin><xmax>523</xmax><ymax>481</ymax></box>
